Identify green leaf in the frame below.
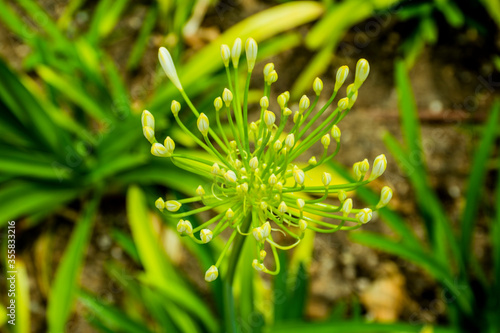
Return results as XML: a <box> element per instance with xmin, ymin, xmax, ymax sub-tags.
<box><xmin>350</xmin><ymin>232</ymin><xmax>472</xmax><ymax>315</ymax></box>
<box><xmin>480</xmin><ymin>0</ymin><xmax>500</xmax><ymax>28</ymax></box>
<box><xmin>127</xmin><ymin>5</ymin><xmax>158</xmax><ymax>70</ymax></box>
<box><xmin>461</xmin><ymin>100</ymin><xmax>500</xmax><ymax>261</ymax></box>
<box><xmin>12</xmin><ymin>259</ymin><xmax>30</xmax><ymax>333</ymax></box>
<box><xmin>47</xmin><ymin>193</ymin><xmax>101</xmax><ymax>333</ymax></box>
<box><xmin>87</xmin><ymin>0</ymin><xmax>130</xmax><ymax>41</ymax></box>
<box><xmin>493</xmin><ymin>157</ymin><xmax>500</xmax><ymax>296</ymax></box>
<box><xmin>111</xmin><ymin>229</ymin><xmax>140</xmax><ymax>263</ymax></box>
<box><xmin>127</xmin><ymin>186</ymin><xmax>219</xmax><ymax>332</ymax></box>
<box><xmin>0</xmin><ymin>182</ymin><xmax>80</xmax><ymax>226</ymax></box>
<box><xmin>78</xmin><ymin>289</ymin><xmax>153</xmax><ymax>333</ymax></box>
<box><xmin>273</xmin><ymin>321</ymin><xmax>455</xmax><ymax>333</ymax></box>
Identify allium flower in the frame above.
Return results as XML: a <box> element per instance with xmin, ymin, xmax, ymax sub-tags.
<box><xmin>142</xmin><ymin>38</ymin><xmax>392</xmax><ymax>282</ymax></box>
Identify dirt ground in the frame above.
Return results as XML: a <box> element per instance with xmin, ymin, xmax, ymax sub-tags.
<box><xmin>1</xmin><ymin>0</ymin><xmax>499</xmax><ymax>332</ymax></box>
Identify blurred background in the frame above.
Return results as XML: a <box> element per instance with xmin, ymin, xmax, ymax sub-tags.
<box><xmin>0</xmin><ymin>0</ymin><xmax>499</xmax><ymax>332</ymax></box>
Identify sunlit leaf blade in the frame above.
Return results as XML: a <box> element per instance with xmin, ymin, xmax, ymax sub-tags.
<box><xmin>47</xmin><ymin>193</ymin><xmax>101</xmax><ymax>333</ymax></box>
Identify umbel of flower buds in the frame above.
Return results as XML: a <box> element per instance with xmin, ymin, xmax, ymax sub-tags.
<box><xmin>145</xmin><ymin>37</ymin><xmax>390</xmax><ymax>282</ymax></box>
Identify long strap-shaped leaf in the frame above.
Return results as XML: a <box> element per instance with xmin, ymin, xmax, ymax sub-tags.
<box><xmin>461</xmin><ymin>100</ymin><xmax>500</xmax><ymax>264</ymax></box>
<box><xmin>47</xmin><ymin>192</ymin><xmax>101</xmax><ymax>333</ymax></box>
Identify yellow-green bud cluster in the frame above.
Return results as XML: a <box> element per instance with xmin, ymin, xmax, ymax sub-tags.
<box><xmin>143</xmin><ymin>39</ymin><xmax>391</xmax><ymax>282</ymax></box>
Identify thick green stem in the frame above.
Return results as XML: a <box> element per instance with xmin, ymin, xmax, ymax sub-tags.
<box><xmin>223</xmin><ymin>213</ymin><xmax>253</xmax><ymax>332</ymax></box>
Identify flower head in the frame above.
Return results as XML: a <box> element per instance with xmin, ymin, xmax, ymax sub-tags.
<box><xmin>144</xmin><ymin>38</ymin><xmax>390</xmax><ymax>281</ymax></box>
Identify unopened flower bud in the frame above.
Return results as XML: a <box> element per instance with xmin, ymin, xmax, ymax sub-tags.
<box><xmin>249</xmin><ymin>157</ymin><xmax>259</xmax><ymax>170</ymax></box>
<box><xmin>360</xmin><ymin>158</ymin><xmax>369</xmax><ymax>173</ymax></box>
<box><xmin>166</xmin><ymin>200</ymin><xmax>182</xmax><ymax>212</ymax></box>
<box><xmin>205</xmin><ymin>265</ymin><xmax>218</xmax><ymax>282</ymax></box>
<box><xmin>278</xmin><ymin>201</ymin><xmax>288</xmax><ymax>214</ymax></box>
<box><xmin>297</xmin><ymin>198</ymin><xmax>305</xmax><ymax>209</ymax></box>
<box><xmin>177</xmin><ymin>219</ymin><xmax>193</xmax><ymax>235</ymax></box>
<box><xmin>245</xmin><ymin>37</ymin><xmax>258</xmax><ymax>71</ymax></box>
<box><xmin>143</xmin><ymin>126</ymin><xmax>155</xmax><ymax>144</ymax></box>
<box><xmin>220</xmin><ymin>44</ymin><xmax>231</xmax><ymax>67</ymax></box>
<box><xmin>250</xmin><ymin>122</ymin><xmax>258</xmax><ymax>132</ymax></box>
<box><xmin>342</xmin><ymin>198</ymin><xmax>352</xmax><ymax>215</ymax></box>
<box><xmin>171</xmin><ymin>100</ymin><xmax>181</xmax><ymax>116</ymax></box>
<box><xmin>151</xmin><ymin>143</ymin><xmax>168</xmax><ymax>157</ymax></box>
<box><xmin>283</xmin><ymin>107</ymin><xmax>292</xmax><ymax>116</ymax></box>
<box><xmin>197</xmin><ymin>113</ymin><xmax>209</xmax><ymax>136</ymax></box>
<box><xmin>214</xmin><ymin>97</ymin><xmax>223</xmax><ymax>111</ymax></box>
<box><xmin>278</xmin><ymin>93</ymin><xmax>287</xmax><ymax>109</ymax></box>
<box><xmin>353</xmin><ymin>162</ymin><xmax>362</xmax><ymax>179</ymax></box>
<box><xmin>273</xmin><ymin>140</ymin><xmax>282</xmax><ymax>151</ymax></box>
<box><xmin>308</xmin><ymin>156</ymin><xmax>317</xmax><ymax>165</ymax></box>
<box><xmin>211</xmin><ymin>163</ymin><xmax>220</xmax><ymax>175</ymax></box>
<box><xmin>321</xmin><ymin>134</ymin><xmax>331</xmax><ymax>148</ymax></box>
<box><xmin>196</xmin><ymin>185</ymin><xmax>205</xmax><ymax>197</ymax></box>
<box><xmin>293</xmin><ymin>168</ymin><xmax>305</xmax><ymax>185</ymax></box>
<box><xmin>268</xmin><ymin>174</ymin><xmax>277</xmax><ymax>185</ymax></box>
<box><xmin>275</xmin><ymin>182</ymin><xmax>283</xmax><ymax>192</ymax></box>
<box><xmin>334</xmin><ymin>65</ymin><xmax>349</xmax><ymax>92</ymax></box>
<box><xmin>370</xmin><ymin>154</ymin><xmax>387</xmax><ymax>180</ymax></box>
<box><xmin>141</xmin><ymin>110</ymin><xmax>155</xmax><ymax>130</ymax></box>
<box><xmin>155</xmin><ymin>197</ymin><xmax>165</xmax><ymax>211</ymax></box>
<box><xmin>158</xmin><ymin>47</ymin><xmax>183</xmax><ymax>90</ymax></box>
<box><xmin>231</xmin><ymin>38</ymin><xmax>242</xmax><ymax>68</ymax></box>
<box><xmin>299</xmin><ymin>95</ymin><xmax>310</xmax><ymax>113</ymax></box>
<box><xmin>263</xmin><ymin>63</ymin><xmax>274</xmax><ymax>77</ymax></box>
<box><xmin>331</xmin><ymin>125</ymin><xmax>341</xmax><ymax>142</ymax></box>
<box><xmin>299</xmin><ymin>219</ymin><xmax>307</xmax><ymax>231</ymax></box>
<box><xmin>338</xmin><ymin>190</ymin><xmax>347</xmax><ymax>202</ymax></box>
<box><xmin>224</xmin><ymin>170</ymin><xmax>237</xmax><ymax>183</ymax></box>
<box><xmin>260</xmin><ymin>96</ymin><xmax>269</xmax><ymax>109</ymax></box>
<box><xmin>164</xmin><ymin>136</ymin><xmax>175</xmax><ymax>155</ymax></box>
<box><xmin>338</xmin><ymin>97</ymin><xmax>349</xmax><ymax>110</ymax></box>
<box><xmin>264</xmin><ymin>110</ymin><xmax>276</xmax><ymax>129</ymax></box>
<box><xmin>252</xmin><ymin>259</ymin><xmax>264</xmax><ymax>271</ymax></box>
<box><xmin>200</xmin><ymin>229</ymin><xmax>213</xmax><ymax>243</ymax></box>
<box><xmin>222</xmin><ymin>88</ymin><xmax>233</xmax><ymax>106</ymax></box>
<box><xmin>260</xmin><ymin>250</ymin><xmax>267</xmax><ymax>260</ymax></box>
<box><xmin>346</xmin><ymin>84</ymin><xmax>358</xmax><ymax>107</ymax></box>
<box><xmin>313</xmin><ymin>77</ymin><xmax>323</xmax><ymax>95</ymax></box>
<box><xmin>267</xmin><ymin>70</ymin><xmax>278</xmax><ymax>84</ymax></box>
<box><xmin>322</xmin><ymin>172</ymin><xmax>332</xmax><ymax>186</ymax></box>
<box><xmin>357</xmin><ymin>208</ymin><xmax>373</xmax><ymax>224</ymax></box>
<box><xmin>285</xmin><ymin>134</ymin><xmax>295</xmax><ymax>148</ymax></box>
<box><xmin>226</xmin><ymin>208</ymin><xmax>234</xmax><ymax>220</ymax></box>
<box><xmin>354</xmin><ymin>58</ymin><xmax>370</xmax><ymax>89</ymax></box>
<box><xmin>377</xmin><ymin>186</ymin><xmax>393</xmax><ymax>209</ymax></box>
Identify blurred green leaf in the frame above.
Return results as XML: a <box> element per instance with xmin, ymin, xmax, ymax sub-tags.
<box><xmin>87</xmin><ymin>0</ymin><xmax>130</xmax><ymax>42</ymax></box>
<box><xmin>127</xmin><ymin>185</ymin><xmax>219</xmax><ymax>332</ymax></box>
<box><xmin>12</xmin><ymin>259</ymin><xmax>30</xmax><ymax>333</ymax></box>
<box><xmin>273</xmin><ymin>321</ymin><xmax>455</xmax><ymax>332</ymax></box>
<box><xmin>480</xmin><ymin>0</ymin><xmax>500</xmax><ymax>28</ymax></box>
<box><xmin>461</xmin><ymin>100</ymin><xmax>500</xmax><ymax>262</ymax></box>
<box><xmin>47</xmin><ymin>193</ymin><xmax>101</xmax><ymax>333</ymax></box>
<box><xmin>127</xmin><ymin>5</ymin><xmax>158</xmax><ymax>70</ymax></box>
<box><xmin>435</xmin><ymin>0</ymin><xmax>464</xmax><ymax>27</ymax></box>
<box><xmin>78</xmin><ymin>289</ymin><xmax>153</xmax><ymax>333</ymax></box>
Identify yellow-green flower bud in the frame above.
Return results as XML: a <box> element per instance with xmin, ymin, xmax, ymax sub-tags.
<box><xmin>250</xmin><ymin>122</ymin><xmax>258</xmax><ymax>132</ymax></box>
<box><xmin>260</xmin><ymin>96</ymin><xmax>269</xmax><ymax>109</ymax></box>
<box><xmin>293</xmin><ymin>168</ymin><xmax>305</xmax><ymax>185</ymax></box>
<box><xmin>357</xmin><ymin>208</ymin><xmax>373</xmax><ymax>224</ymax></box>
<box><xmin>164</xmin><ymin>136</ymin><xmax>175</xmax><ymax>155</ymax></box>
<box><xmin>342</xmin><ymin>198</ymin><xmax>352</xmax><ymax>215</ymax></box>
<box><xmin>353</xmin><ymin>162</ymin><xmax>362</xmax><ymax>179</ymax></box>
<box><xmin>278</xmin><ymin>201</ymin><xmax>288</xmax><ymax>214</ymax></box>
<box><xmin>151</xmin><ymin>143</ymin><xmax>168</xmax><ymax>157</ymax></box>
<box><xmin>297</xmin><ymin>198</ymin><xmax>305</xmax><ymax>209</ymax></box>
<box><xmin>277</xmin><ymin>93</ymin><xmax>287</xmax><ymax>110</ymax></box>
<box><xmin>299</xmin><ymin>219</ymin><xmax>307</xmax><ymax>231</ymax></box>
<box><xmin>214</xmin><ymin>97</ymin><xmax>223</xmax><ymax>111</ymax></box>
<box><xmin>264</xmin><ymin>110</ymin><xmax>276</xmax><ymax>129</ymax></box>
<box><xmin>224</xmin><ymin>170</ymin><xmax>237</xmax><ymax>183</ymax></box>
<box><xmin>263</xmin><ymin>63</ymin><xmax>274</xmax><ymax>78</ymax></box>
<box><xmin>313</xmin><ymin>77</ymin><xmax>323</xmax><ymax>95</ymax></box>
<box><xmin>231</xmin><ymin>38</ymin><xmax>242</xmax><ymax>68</ymax></box>
<box><xmin>268</xmin><ymin>174</ymin><xmax>277</xmax><ymax>185</ymax></box>
<box><xmin>285</xmin><ymin>134</ymin><xmax>295</xmax><ymax>148</ymax></box>
<box><xmin>226</xmin><ymin>208</ymin><xmax>234</xmax><ymax>220</ymax></box>
<box><xmin>249</xmin><ymin>156</ymin><xmax>259</xmax><ymax>170</ymax></box>
<box><xmin>155</xmin><ymin>197</ymin><xmax>165</xmax><ymax>211</ymax></box>
<box><xmin>143</xmin><ymin>126</ymin><xmax>155</xmax><ymax>144</ymax></box>
<box><xmin>205</xmin><ymin>265</ymin><xmax>218</xmax><ymax>282</ymax></box>
<box><xmin>158</xmin><ymin>47</ymin><xmax>183</xmax><ymax>90</ymax></box>
<box><xmin>283</xmin><ymin>107</ymin><xmax>292</xmax><ymax>116</ymax></box>
<box><xmin>176</xmin><ymin>219</ymin><xmax>193</xmax><ymax>235</ymax></box>
<box><xmin>220</xmin><ymin>44</ymin><xmax>231</xmax><ymax>67</ymax></box>
<box><xmin>338</xmin><ymin>190</ymin><xmax>347</xmax><ymax>202</ymax></box>
<box><xmin>376</xmin><ymin>186</ymin><xmax>393</xmax><ymax>209</ymax></box>
<box><xmin>211</xmin><ymin>163</ymin><xmax>220</xmax><ymax>175</ymax></box>
<box><xmin>370</xmin><ymin>154</ymin><xmax>387</xmax><ymax>180</ymax></box>
<box><xmin>321</xmin><ymin>134</ymin><xmax>331</xmax><ymax>148</ymax></box>
<box><xmin>197</xmin><ymin>113</ymin><xmax>209</xmax><ymax>136</ymax></box>
<box><xmin>260</xmin><ymin>250</ymin><xmax>267</xmax><ymax>260</ymax></box>
<box><xmin>299</xmin><ymin>95</ymin><xmax>310</xmax><ymax>113</ymax></box>
<box><xmin>171</xmin><ymin>100</ymin><xmax>181</xmax><ymax>116</ymax></box>
<box><xmin>141</xmin><ymin>110</ymin><xmax>155</xmax><ymax>130</ymax></box>
<box><xmin>331</xmin><ymin>125</ymin><xmax>341</xmax><ymax>142</ymax></box>
<box><xmin>200</xmin><ymin>229</ymin><xmax>213</xmax><ymax>243</ymax></box>
<box><xmin>245</xmin><ymin>37</ymin><xmax>258</xmax><ymax>71</ymax></box>
<box><xmin>252</xmin><ymin>259</ymin><xmax>264</xmax><ymax>271</ymax></box>
<box><xmin>196</xmin><ymin>185</ymin><xmax>205</xmax><ymax>197</ymax></box>
<box><xmin>334</xmin><ymin>65</ymin><xmax>349</xmax><ymax>92</ymax></box>
<box><xmin>166</xmin><ymin>200</ymin><xmax>182</xmax><ymax>212</ymax></box>
<box><xmin>273</xmin><ymin>140</ymin><xmax>282</xmax><ymax>151</ymax></box>
<box><xmin>222</xmin><ymin>88</ymin><xmax>233</xmax><ymax>107</ymax></box>
<box><xmin>338</xmin><ymin>97</ymin><xmax>349</xmax><ymax>110</ymax></box>
<box><xmin>308</xmin><ymin>156</ymin><xmax>317</xmax><ymax>165</ymax></box>
<box><xmin>267</xmin><ymin>70</ymin><xmax>278</xmax><ymax>84</ymax></box>
<box><xmin>322</xmin><ymin>172</ymin><xmax>332</xmax><ymax>186</ymax></box>
<box><xmin>346</xmin><ymin>84</ymin><xmax>358</xmax><ymax>107</ymax></box>
<box><xmin>354</xmin><ymin>58</ymin><xmax>370</xmax><ymax>89</ymax></box>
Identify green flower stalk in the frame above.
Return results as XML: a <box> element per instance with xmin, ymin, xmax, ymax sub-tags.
<box><xmin>143</xmin><ymin>38</ymin><xmax>393</xmax><ymax>282</ymax></box>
